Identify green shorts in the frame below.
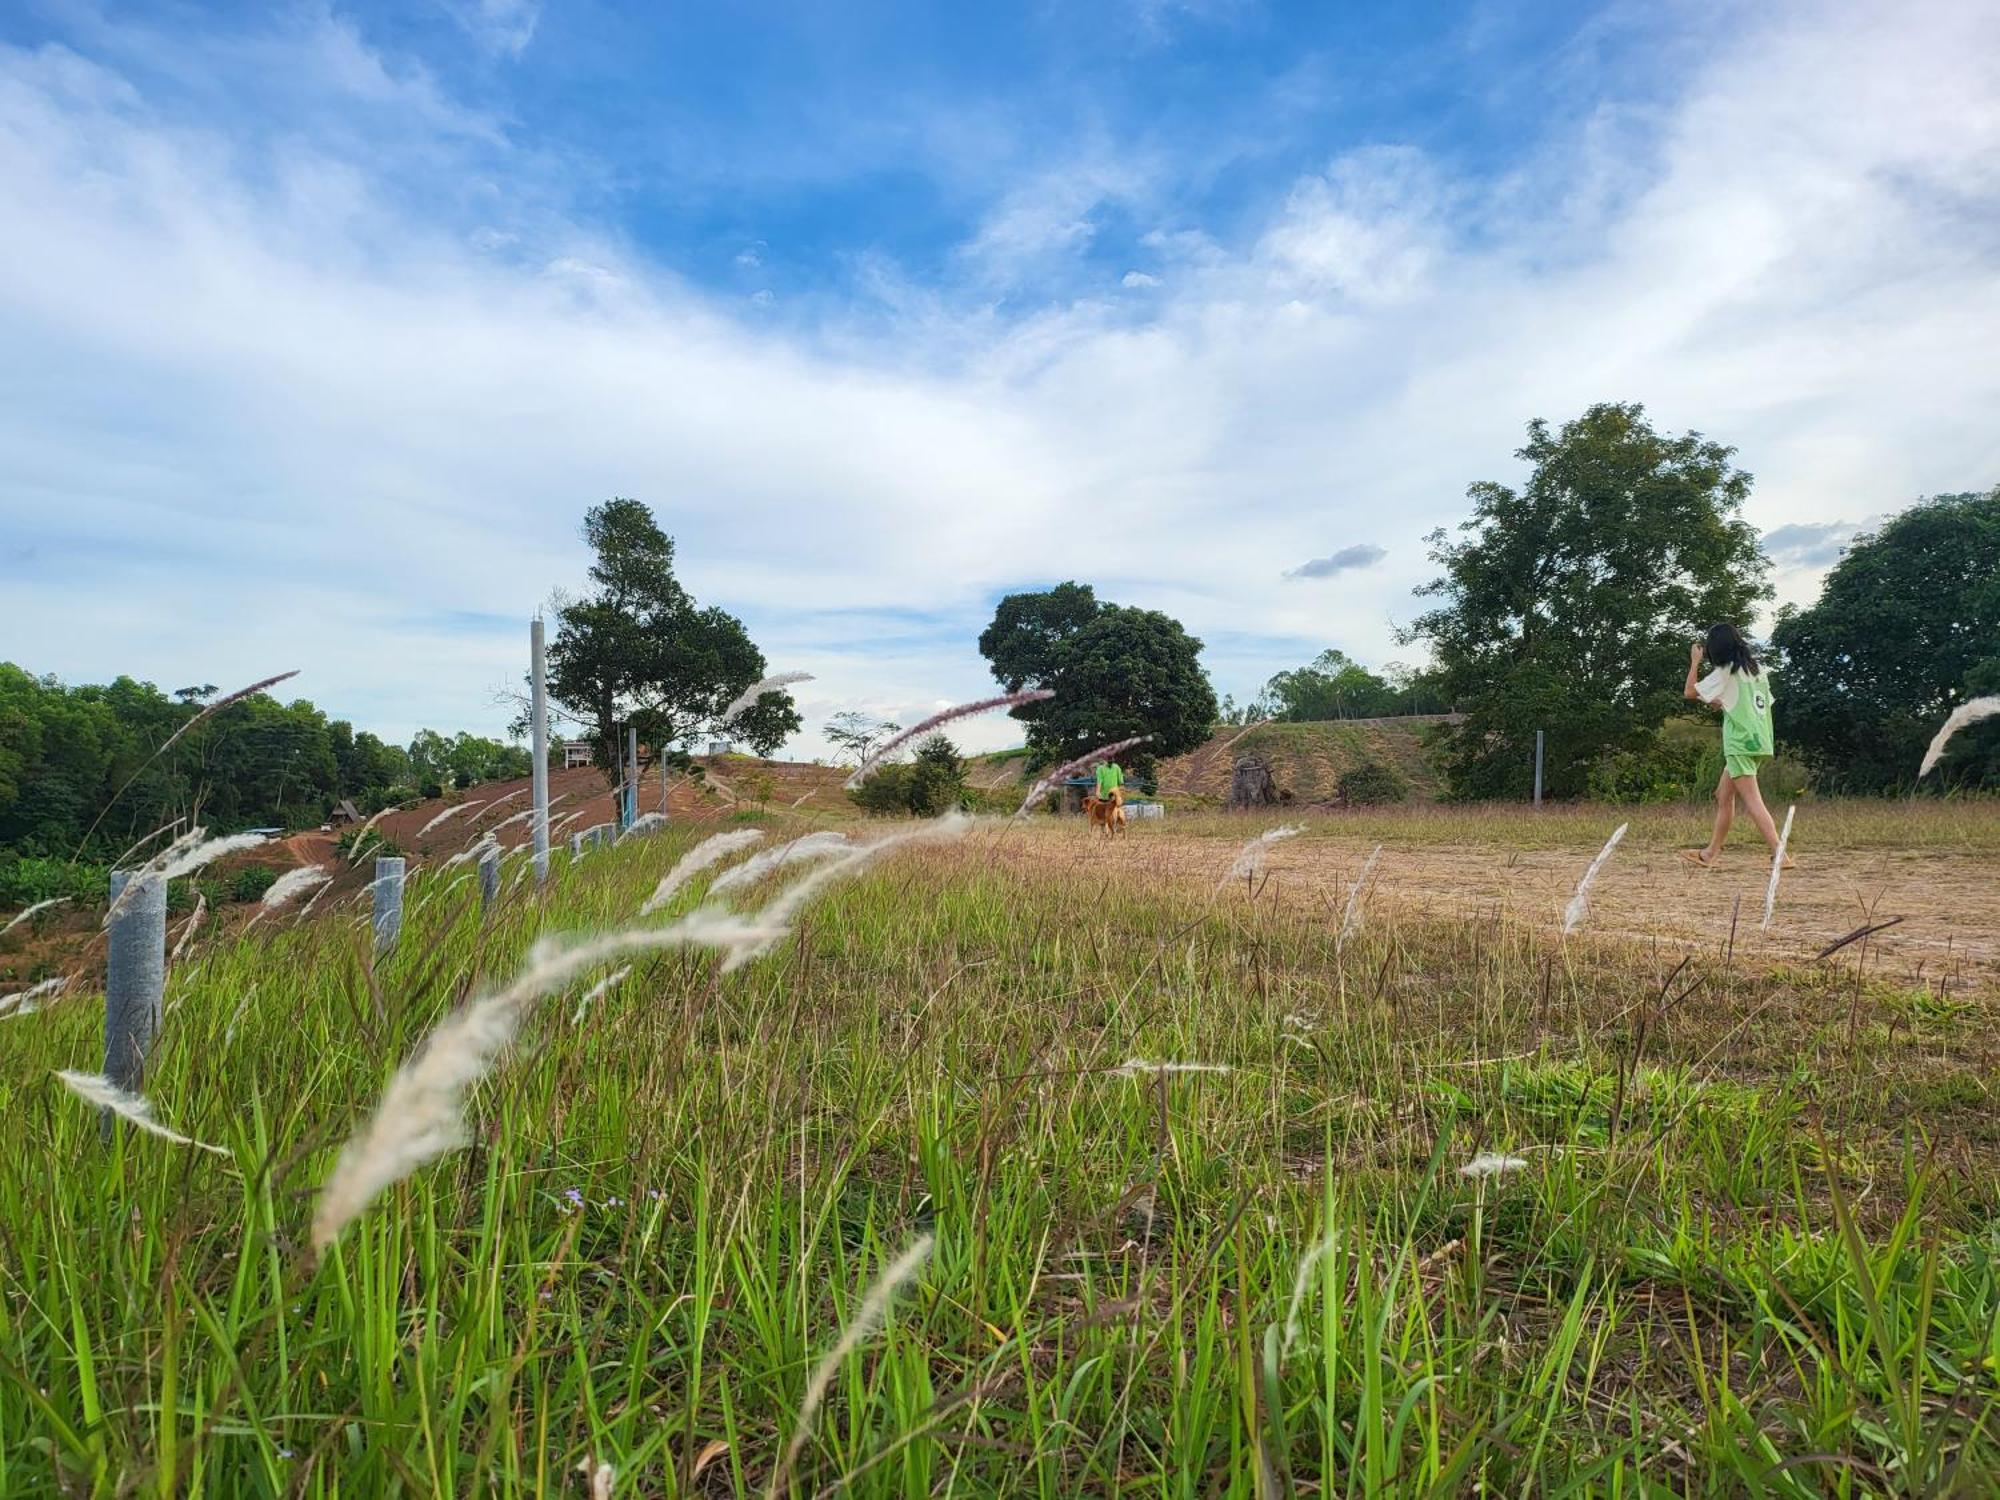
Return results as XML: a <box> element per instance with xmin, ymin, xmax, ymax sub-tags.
<box><xmin>1724</xmin><ymin>752</ymin><xmax>1768</xmax><ymax>781</ymax></box>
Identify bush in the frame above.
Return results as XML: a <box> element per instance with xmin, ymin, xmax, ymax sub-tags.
<box><xmin>227</xmin><ymin>866</ymin><xmax>279</xmax><ymax>904</ymax></box>
<box><xmin>0</xmin><ymin>855</ymin><xmax>110</xmax><ymax>910</ymax></box>
<box><xmin>849</xmin><ymin>734</ymin><xmax>968</xmax><ymax>817</ymax></box>
<box><xmin>335</xmin><ymin>827</ymin><xmax>402</xmax><ymax>862</ymax></box>
<box><xmin>1337</xmin><ymin>760</ymin><xmax>1409</xmax><ymax>805</ymax></box>
<box><xmin>418</xmin><ymin>779</ymin><xmax>444</xmax><ymax>801</ymax></box>
<box><xmin>1591</xmin><ymin>718</ymin><xmax>1812</xmax><ymax>804</ymax></box>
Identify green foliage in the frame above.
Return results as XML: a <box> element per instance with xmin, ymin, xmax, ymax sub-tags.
<box><xmin>226</xmin><ymin>866</ymin><xmax>278</xmax><ymax>904</ymax></box>
<box><xmin>823</xmin><ymin>711</ymin><xmax>901</xmax><ymax>766</ymax></box>
<box><xmin>1406</xmin><ymin>404</ymin><xmax>1770</xmax><ymax>800</ymax></box>
<box><xmin>1335</xmin><ymin>760</ymin><xmax>1409</xmax><ymax>805</ymax></box>
<box><xmin>1590</xmin><ymin>717</ymin><xmax>1812</xmax><ymax>804</ymax></box>
<box><xmin>850</xmin><ymin>734</ymin><xmax>967</xmax><ymax>816</ymax></box>
<box><xmin>0</xmin><ymin>663</ymin><xmax>526</xmax><ymax>860</ymax></box>
<box><xmin>335</xmin><ymin>828</ymin><xmax>402</xmax><ymax>863</ymax></box>
<box><xmin>977</xmin><ymin>582</ymin><xmax>1218</xmax><ymax>775</ymax></box>
<box><xmin>0</xmin><ymin>854</ymin><xmax>107</xmax><ymax>909</ymax></box>
<box><xmin>544</xmin><ymin>499</ymin><xmax>801</xmax><ymax>766</ymax></box>
<box><xmin>1772</xmin><ymin>489</ymin><xmax>2000</xmax><ymax>791</ymax></box>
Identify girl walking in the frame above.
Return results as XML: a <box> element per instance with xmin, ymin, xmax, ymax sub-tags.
<box><xmin>1682</xmin><ymin>623</ymin><xmax>1790</xmax><ymax>868</ymax></box>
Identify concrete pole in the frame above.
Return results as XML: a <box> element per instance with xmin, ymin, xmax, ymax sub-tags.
<box><xmin>1534</xmin><ymin>729</ymin><xmax>1545</xmax><ymax>809</ymax></box>
<box><xmin>104</xmin><ymin>870</ymin><xmax>166</xmax><ymax>1098</ymax></box>
<box><xmin>571</xmin><ymin>831</ymin><xmax>588</xmax><ymax>859</ymax></box>
<box><xmin>478</xmin><ymin>848</ymin><xmax>500</xmax><ymax>911</ymax></box>
<box><xmin>531</xmin><ymin>615</ymin><xmax>551</xmax><ymax>887</ymax></box>
<box><xmin>625</xmin><ymin>725</ymin><xmax>639</xmax><ymax>830</ymax></box>
<box><xmin>372</xmin><ymin>856</ymin><xmax>405</xmax><ymax>955</ymax></box>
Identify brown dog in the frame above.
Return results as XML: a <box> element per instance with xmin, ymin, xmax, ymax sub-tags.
<box><xmin>1083</xmin><ymin>792</ymin><xmax>1126</xmax><ymax>837</ymax></box>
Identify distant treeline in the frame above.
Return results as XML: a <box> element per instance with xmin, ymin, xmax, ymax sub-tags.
<box><xmin>0</xmin><ymin>664</ymin><xmax>531</xmax><ymax>859</ymax></box>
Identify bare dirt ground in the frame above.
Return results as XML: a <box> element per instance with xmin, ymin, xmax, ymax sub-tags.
<box><xmin>993</xmin><ymin>821</ymin><xmax>2000</xmax><ymax>993</ymax></box>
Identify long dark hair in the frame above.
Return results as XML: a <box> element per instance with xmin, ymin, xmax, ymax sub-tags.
<box><xmin>1704</xmin><ymin>622</ymin><xmax>1760</xmax><ymax>675</ymax></box>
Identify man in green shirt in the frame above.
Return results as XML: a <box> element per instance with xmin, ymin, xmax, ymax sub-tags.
<box><xmin>1094</xmin><ymin>760</ymin><xmax>1125</xmax><ymax>808</ymax></box>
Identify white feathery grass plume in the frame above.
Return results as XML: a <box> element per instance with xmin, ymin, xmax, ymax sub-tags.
<box><xmin>343</xmin><ymin>806</ymin><xmax>395</xmax><ymax>863</ymax></box>
<box><xmin>1218</xmin><ymin>825</ymin><xmax>1302</xmax><ymax>890</ymax></box>
<box><xmin>550</xmin><ymin>808</ymin><xmax>590</xmax><ymax>836</ymax></box>
<box><xmin>260</xmin><ymin>865</ymin><xmax>330</xmax><ymax>910</ymax></box>
<box><xmin>1336</xmin><ymin>844</ymin><xmax>1383</xmax><ymax>952</ymax></box>
<box><xmin>712</xmin><ymin>814</ymin><xmax>971</xmax><ymax>971</ymax></box>
<box><xmin>2</xmin><ymin>976</ymin><xmax>69</xmax><ymax>1018</ymax></box>
<box><xmin>105</xmin><ymin>830</ymin><xmax>269</xmax><ymax>926</ymax></box>
<box><xmin>1459</xmin><ymin>1153</ymin><xmax>1528</xmax><ymax>1179</ymax></box>
<box><xmin>844</xmin><ymin>690</ymin><xmax>1054</xmax><ymax>789</ymax></box>
<box><xmin>77</xmin><ymin>674</ymin><xmax>297</xmax><ymax>855</ymax></box>
<box><xmin>484</xmin><ymin>807</ymin><xmax>537</xmax><ymax>838</ymax></box>
<box><xmin>719</xmin><ymin>670</ymin><xmax>813</xmax><ymax>728</ymax></box>
<box><xmin>1110</xmin><ymin>1058</ymin><xmax>1233</xmax><ymax>1077</ymax></box>
<box><xmin>1760</xmin><ymin>805</ymin><xmax>1795</xmax><ymax>932</ymax></box>
<box><xmin>619</xmin><ymin>812</ymin><xmax>665</xmax><ymax>840</ymax></box>
<box><xmin>1282</xmin><ymin>1233</ymin><xmax>1339</xmax><ymax>1354</ymax></box>
<box><xmin>156</xmin><ymin>832</ymin><xmax>268</xmax><ymax>882</ymax></box>
<box><xmin>1917</xmin><ymin>696</ymin><xmax>2000</xmax><ymax>779</ymax></box>
<box><xmin>637</xmin><ymin>830</ymin><xmax>765</xmax><ymax>915</ymax></box>
<box><xmin>2</xmin><ymin>896</ymin><xmax>69</xmax><ymax>937</ymax></box>
<box><xmin>170</xmin><ymin>895</ymin><xmax>207</xmax><ymax>963</ymax></box>
<box><xmin>108</xmin><ymin>819</ymin><xmax>185</xmax><ymax>872</ymax></box>
<box><xmin>155</xmin><ymin>671</ymin><xmax>300</xmax><ymax>759</ymax></box>
<box><xmin>708</xmin><ymin>832</ymin><xmax>850</xmax><ymax>895</ymax></box>
<box><xmin>55</xmin><ymin>1071</ymin><xmax>229</xmax><ymax>1154</ymax></box>
<box><xmin>1012</xmin><ymin>735</ymin><xmax>1152</xmax><ymax>817</ymax></box>
<box><xmin>570</xmin><ymin>964</ymin><xmax>631</xmax><ymax>1024</ymax></box>
<box><xmin>443</xmin><ymin>835</ymin><xmax>499</xmax><ymax>870</ymax></box>
<box><xmin>767</xmin><ymin>1234</ymin><xmax>934</xmax><ymax>1500</ymax></box>
<box><xmin>417</xmin><ymin>801</ymin><xmax>482</xmax><ymax>838</ymax></box>
<box><xmin>473</xmin><ymin>786</ymin><xmax>530</xmax><ymax>818</ymax></box>
<box><xmin>312</xmin><ymin>907</ymin><xmax>778</xmax><ymax>1250</ymax></box>
<box><xmin>439</xmin><ymin>872</ymin><xmax>475</xmax><ymax>899</ymax></box>
<box><xmin>1560</xmin><ymin>823</ymin><xmax>1628</xmax><ymax>935</ymax></box>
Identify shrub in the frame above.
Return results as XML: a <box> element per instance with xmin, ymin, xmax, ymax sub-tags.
<box><xmin>1338</xmin><ymin>760</ymin><xmax>1409</xmax><ymax>805</ymax></box>
<box><xmin>419</xmin><ymin>779</ymin><xmax>444</xmax><ymax>801</ymax></box>
<box><xmin>0</xmin><ymin>855</ymin><xmax>110</xmax><ymax>910</ymax></box>
<box><xmin>849</xmin><ymin>734</ymin><xmax>968</xmax><ymax>817</ymax></box>
<box><xmin>335</xmin><ymin>828</ymin><xmax>403</xmax><ymax>862</ymax></box>
<box><xmin>228</xmin><ymin>866</ymin><xmax>279</xmax><ymax>903</ymax></box>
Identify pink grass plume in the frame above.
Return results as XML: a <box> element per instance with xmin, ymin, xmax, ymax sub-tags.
<box><xmin>844</xmin><ymin>690</ymin><xmax>1053</xmax><ymax>789</ymax></box>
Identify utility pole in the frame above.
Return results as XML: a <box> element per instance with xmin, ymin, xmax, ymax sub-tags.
<box><xmin>1534</xmin><ymin>729</ymin><xmax>1545</xmax><ymax>809</ymax></box>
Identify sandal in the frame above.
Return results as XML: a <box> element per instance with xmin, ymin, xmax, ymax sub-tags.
<box><xmin>1680</xmin><ymin>849</ymin><xmax>1717</xmax><ymax>868</ymax></box>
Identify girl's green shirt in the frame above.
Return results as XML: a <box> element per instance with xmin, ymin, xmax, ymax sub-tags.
<box><xmin>1696</xmin><ymin>666</ymin><xmax>1775</xmax><ymax>758</ymax></box>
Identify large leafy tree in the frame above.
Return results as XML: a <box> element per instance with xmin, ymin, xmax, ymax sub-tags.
<box><xmin>977</xmin><ymin>581</ymin><xmax>1218</xmax><ymax>777</ymax></box>
<box><xmin>545</xmin><ymin>499</ymin><xmax>799</xmax><ymax>770</ymax></box>
<box><xmin>1255</xmin><ymin>649</ymin><xmax>1399</xmax><ymax>721</ymax></box>
<box><xmin>1771</xmin><ymin>489</ymin><xmax>2000</xmax><ymax>790</ymax></box>
<box><xmin>1406</xmin><ymin>403</ymin><xmax>1770</xmax><ymax>799</ymax></box>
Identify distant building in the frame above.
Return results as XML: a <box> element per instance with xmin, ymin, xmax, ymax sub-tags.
<box><xmin>328</xmin><ymin>799</ymin><xmax>362</xmax><ymax>826</ymax></box>
<box><xmin>707</xmin><ymin>739</ymin><xmax>733</xmax><ymax>757</ymax></box>
<box><xmin>562</xmin><ymin>740</ymin><xmax>594</xmax><ymax>770</ymax></box>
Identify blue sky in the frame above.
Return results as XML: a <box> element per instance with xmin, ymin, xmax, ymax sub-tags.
<box><xmin>3</xmin><ymin>0</ymin><xmax>1997</xmax><ymax>755</ymax></box>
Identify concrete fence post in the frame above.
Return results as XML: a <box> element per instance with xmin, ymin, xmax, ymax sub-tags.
<box><xmin>478</xmin><ymin>848</ymin><xmax>500</xmax><ymax>911</ymax></box>
<box><xmin>625</xmin><ymin>725</ymin><xmax>639</xmax><ymax>830</ymax></box>
<box><xmin>372</xmin><ymin>856</ymin><xmax>406</xmax><ymax>955</ymax></box>
<box><xmin>571</xmin><ymin>831</ymin><xmax>588</xmax><ymax>859</ymax></box>
<box><xmin>104</xmin><ymin>870</ymin><xmax>166</xmax><ymax>1101</ymax></box>
<box><xmin>531</xmin><ymin>616</ymin><xmax>551</xmax><ymax>887</ymax></box>
<box><xmin>1534</xmin><ymin>729</ymin><xmax>1545</xmax><ymax>809</ymax></box>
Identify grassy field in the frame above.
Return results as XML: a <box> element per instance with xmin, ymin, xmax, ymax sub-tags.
<box><xmin>1</xmin><ymin>808</ymin><xmax>1996</xmax><ymax>1496</ymax></box>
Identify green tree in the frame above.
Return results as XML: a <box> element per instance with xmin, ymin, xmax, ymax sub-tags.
<box><xmin>1255</xmin><ymin>649</ymin><xmax>1398</xmax><ymax>721</ymax></box>
<box><xmin>977</xmin><ymin>582</ymin><xmax>1218</xmax><ymax>777</ymax></box>
<box><xmin>545</xmin><ymin>500</ymin><xmax>800</xmax><ymax>775</ymax></box>
<box><xmin>1771</xmin><ymin>489</ymin><xmax>2000</xmax><ymax>790</ymax></box>
<box><xmin>1406</xmin><ymin>403</ymin><xmax>1769</xmax><ymax>799</ymax></box>
<box><xmin>823</xmin><ymin>711</ymin><xmax>900</xmax><ymax>766</ymax></box>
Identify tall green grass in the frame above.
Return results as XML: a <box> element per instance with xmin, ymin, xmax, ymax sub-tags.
<box><xmin>0</xmin><ymin>825</ymin><xmax>1993</xmax><ymax>1495</ymax></box>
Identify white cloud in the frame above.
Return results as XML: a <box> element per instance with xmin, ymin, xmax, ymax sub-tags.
<box><xmin>1121</xmin><ymin>270</ymin><xmax>1161</xmax><ymax>288</ymax></box>
<box><xmin>2</xmin><ymin>0</ymin><xmax>1997</xmax><ymax>755</ymax></box>
<box><xmin>441</xmin><ymin>0</ymin><xmax>541</xmax><ymax>59</ymax></box>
